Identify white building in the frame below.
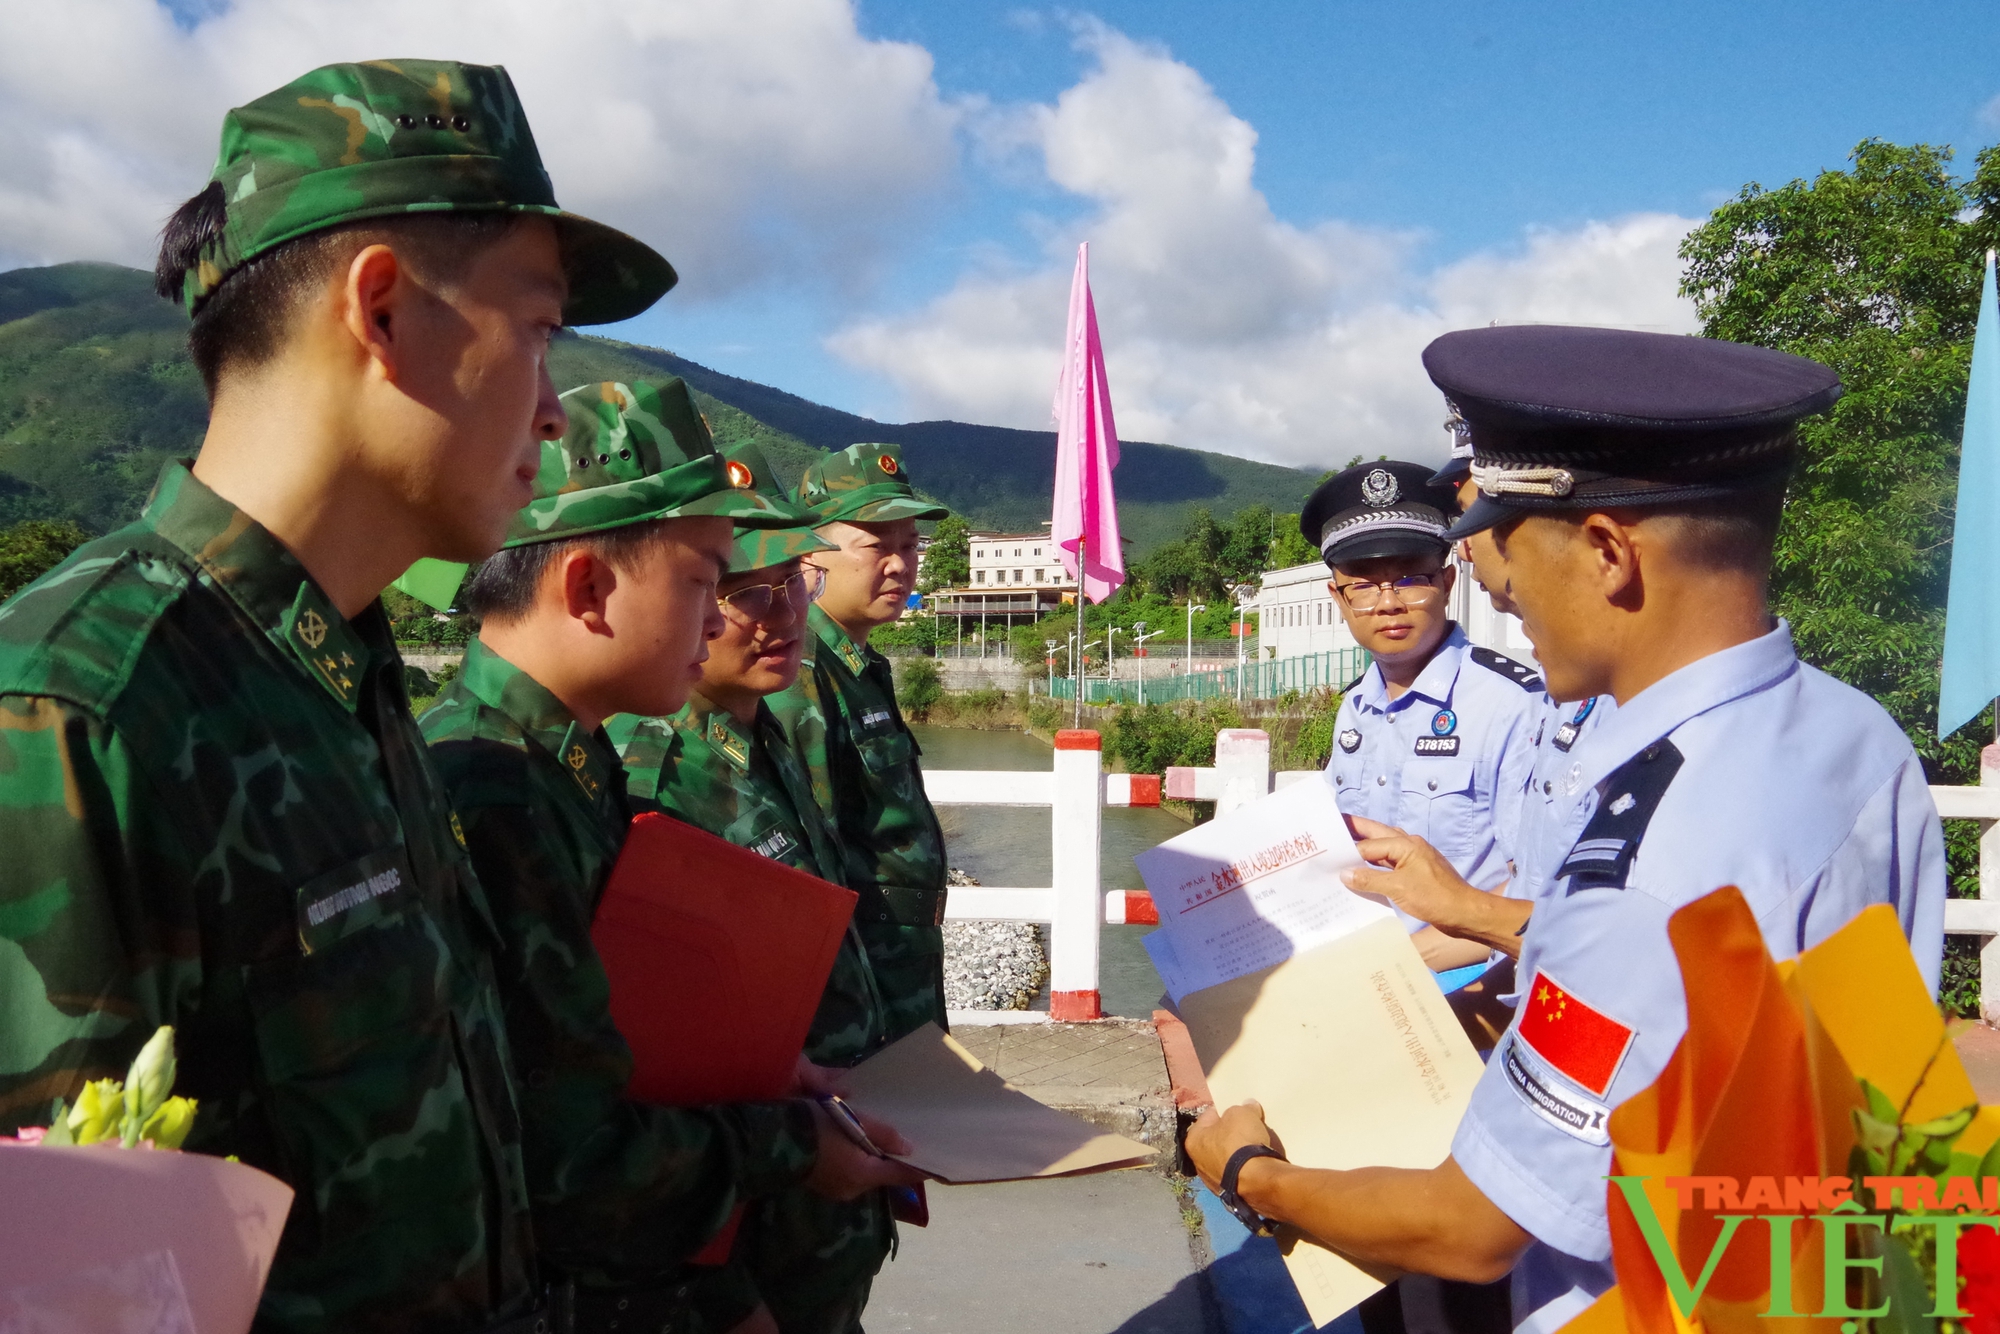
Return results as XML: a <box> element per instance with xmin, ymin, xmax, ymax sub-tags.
<box><xmin>1256</xmin><ymin>561</ymin><xmax>1359</xmax><ymax>662</ymax></box>
<box><xmin>1256</xmin><ymin>553</ymin><xmax>1535</xmax><ymax>665</ymax></box>
<box><xmin>967</xmin><ymin>532</ymin><xmax>1074</xmax><ymax>592</ymax></box>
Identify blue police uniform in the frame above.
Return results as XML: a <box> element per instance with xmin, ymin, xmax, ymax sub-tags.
<box><xmin>1420</xmin><ymin>324</ymin><xmax>1948</xmax><ymax>1334</ymax></box>
<box><xmin>1327</xmin><ymin>624</ymin><xmax>1544</xmax><ymax>904</ymax></box>
<box><xmin>1448</xmin><ymin>622</ymin><xmax>1945</xmax><ymax>1332</ymax></box>
<box><xmin>1507</xmin><ymin>692</ymin><xmax>1615</xmax><ymax>908</ymax></box>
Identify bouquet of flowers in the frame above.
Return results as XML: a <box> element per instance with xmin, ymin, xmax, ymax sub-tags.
<box><xmin>10</xmin><ymin>1025</ymin><xmax>198</xmax><ymax>1150</ymax></box>
<box><xmin>1559</xmin><ymin>888</ymin><xmax>2000</xmax><ymax>1334</ymax></box>
<box><xmin>0</xmin><ymin>1027</ymin><xmax>292</xmax><ymax>1334</ymax></box>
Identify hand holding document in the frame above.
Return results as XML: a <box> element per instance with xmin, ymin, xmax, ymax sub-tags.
<box><xmin>1136</xmin><ymin>777</ymin><xmax>1482</xmax><ymax>1327</ymax></box>
<box><xmin>1135</xmin><ymin>776</ymin><xmax>1393</xmax><ymax>1000</ymax></box>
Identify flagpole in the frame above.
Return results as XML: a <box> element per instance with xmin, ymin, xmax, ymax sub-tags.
<box><xmin>1075</xmin><ymin>534</ymin><xmax>1086</xmax><ymax>726</ymax></box>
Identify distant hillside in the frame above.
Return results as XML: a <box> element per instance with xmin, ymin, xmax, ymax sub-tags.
<box><xmin>573</xmin><ymin>336</ymin><xmax>1318</xmax><ymax>553</ymax></box>
<box><xmin>0</xmin><ymin>262</ymin><xmax>1316</xmax><ymax>554</ymax></box>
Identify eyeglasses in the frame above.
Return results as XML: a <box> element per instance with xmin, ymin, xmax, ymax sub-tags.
<box><xmin>719</xmin><ymin>565</ymin><xmax>824</xmax><ymax>621</ymax></box>
<box><xmin>1332</xmin><ymin>572</ymin><xmax>1442</xmax><ymax>610</ymax></box>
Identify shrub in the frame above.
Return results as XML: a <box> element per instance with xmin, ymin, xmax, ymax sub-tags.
<box><xmin>0</xmin><ymin>518</ymin><xmax>92</xmax><ymax>601</ymax></box>
<box><xmin>896</xmin><ymin>657</ymin><xmax>944</xmax><ymax>719</ymax></box>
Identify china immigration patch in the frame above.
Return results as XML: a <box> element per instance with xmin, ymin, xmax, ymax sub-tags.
<box><xmin>1515</xmin><ymin>969</ymin><xmax>1635</xmax><ymax>1097</ymax></box>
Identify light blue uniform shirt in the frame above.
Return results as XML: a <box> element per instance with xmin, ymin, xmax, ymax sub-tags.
<box><xmin>1508</xmin><ymin>693</ymin><xmax>1616</xmax><ymax>907</ymax></box>
<box><xmin>1449</xmin><ymin>622</ymin><xmax>1946</xmax><ymax>1334</ymax></box>
<box><xmin>1326</xmin><ymin>624</ymin><xmax>1545</xmax><ymax>912</ymax></box>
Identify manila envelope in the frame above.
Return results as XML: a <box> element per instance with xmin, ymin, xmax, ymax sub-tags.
<box><xmin>1178</xmin><ymin>918</ymin><xmax>1483</xmax><ymax>1327</ymax></box>
<box><xmin>842</xmin><ymin>1023</ymin><xmax>1155</xmax><ymax>1183</ymax></box>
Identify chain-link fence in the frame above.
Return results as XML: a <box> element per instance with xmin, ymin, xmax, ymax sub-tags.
<box><xmin>1047</xmin><ymin>647</ymin><xmax>1370</xmax><ymax>704</ymax></box>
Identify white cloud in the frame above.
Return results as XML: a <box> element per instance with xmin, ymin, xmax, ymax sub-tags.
<box><xmin>1980</xmin><ymin>92</ymin><xmax>2000</xmax><ymax>131</ymax></box>
<box><xmin>830</xmin><ymin>22</ymin><xmax>1700</xmax><ymax>467</ymax></box>
<box><xmin>0</xmin><ymin>0</ymin><xmax>958</xmax><ymax>299</ymax></box>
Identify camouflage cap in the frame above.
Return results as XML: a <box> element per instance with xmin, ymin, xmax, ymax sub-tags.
<box><xmin>721</xmin><ymin>443</ymin><xmax>834</xmax><ymax>574</ymax></box>
<box><xmin>795</xmin><ymin>443</ymin><xmax>948</xmax><ymax>525</ymax></box>
<box><xmin>186</xmin><ymin>59</ymin><xmax>674</xmax><ymax>324</ymax></box>
<box><xmin>504</xmin><ymin>380</ymin><xmax>798</xmax><ymax>548</ymax></box>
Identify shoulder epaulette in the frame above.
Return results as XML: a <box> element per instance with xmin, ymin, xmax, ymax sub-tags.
<box><xmin>0</xmin><ymin>538</ymin><xmax>190</xmax><ymax>713</ymax></box>
<box><xmin>1557</xmin><ymin>738</ymin><xmax>1685</xmax><ymax>893</ymax></box>
<box><xmin>1469</xmin><ymin>646</ymin><xmax>1543</xmax><ymax>692</ymax></box>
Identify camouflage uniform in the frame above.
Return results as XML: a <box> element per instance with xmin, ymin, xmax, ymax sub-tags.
<box><xmin>0</xmin><ymin>465</ymin><xmax>537</xmax><ymax>1333</ymax></box>
<box><xmin>421</xmin><ymin>383</ymin><xmax>813</xmax><ymax>1333</ymax></box>
<box><xmin>772</xmin><ymin>444</ymin><xmax>951</xmax><ymax>1041</ymax></box>
<box><xmin>180</xmin><ymin>60</ymin><xmax>673</xmax><ymax>324</ymax></box>
<box><xmin>607</xmin><ymin>441</ymin><xmax>892</xmax><ymax>1334</ymax></box>
<box><xmin>612</xmin><ymin>696</ymin><xmax>893</xmax><ymax>1334</ymax></box>
<box><xmin>0</xmin><ymin>59</ymin><xmax>676</xmax><ymax>1334</ymax></box>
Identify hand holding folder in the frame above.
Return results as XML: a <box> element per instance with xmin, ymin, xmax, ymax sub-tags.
<box><xmin>592</xmin><ymin>812</ymin><xmax>859</xmax><ymax>1106</ymax></box>
<box><xmin>591</xmin><ymin>811</ymin><xmax>866</xmax><ymax>1261</ymax></box>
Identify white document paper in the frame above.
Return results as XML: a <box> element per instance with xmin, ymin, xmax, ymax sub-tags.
<box><xmin>1133</xmin><ymin>776</ymin><xmax>1392</xmax><ymax>999</ymax></box>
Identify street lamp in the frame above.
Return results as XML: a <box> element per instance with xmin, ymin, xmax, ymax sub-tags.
<box><xmin>1186</xmin><ymin>602</ymin><xmax>1207</xmax><ymax>679</ymax></box>
<box><xmin>1233</xmin><ymin>585</ymin><xmax>1258</xmax><ymax>702</ymax></box>
<box><xmin>1132</xmin><ymin>622</ymin><xmax>1161</xmax><ymax>705</ymax></box>
<box><xmin>1045</xmin><ymin>638</ymin><xmax>1059</xmax><ymax>697</ymax></box>
<box><xmin>1105</xmin><ymin>627</ymin><xmax>1121</xmax><ymax>699</ymax></box>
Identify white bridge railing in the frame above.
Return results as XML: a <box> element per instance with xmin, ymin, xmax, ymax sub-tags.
<box><xmin>920</xmin><ymin>729</ymin><xmax>1161</xmax><ymax>1022</ymax></box>
<box><xmin>1167</xmin><ymin>731</ymin><xmax>2000</xmax><ymax>1023</ymax></box>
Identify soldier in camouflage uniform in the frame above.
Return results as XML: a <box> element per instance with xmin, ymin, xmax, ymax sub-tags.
<box><xmin>423</xmin><ymin>384</ymin><xmax>920</xmax><ymax>1334</ymax></box>
<box><xmin>771</xmin><ymin>444</ymin><xmax>951</xmax><ymax>1041</ymax></box>
<box><xmin>0</xmin><ymin>61</ymin><xmax>673</xmax><ymax>1333</ymax></box>
<box><xmin>609</xmin><ymin>442</ymin><xmax>893</xmax><ymax>1334</ymax></box>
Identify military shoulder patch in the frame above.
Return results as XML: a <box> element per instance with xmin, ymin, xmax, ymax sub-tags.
<box><xmin>1468</xmin><ymin>646</ymin><xmax>1542</xmax><ymax>691</ymax></box>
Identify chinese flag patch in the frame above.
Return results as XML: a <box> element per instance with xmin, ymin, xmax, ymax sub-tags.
<box><xmin>1516</xmin><ymin>970</ymin><xmax>1635</xmax><ymax>1098</ymax></box>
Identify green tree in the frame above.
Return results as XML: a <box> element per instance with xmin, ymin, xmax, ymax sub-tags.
<box><xmin>919</xmin><ymin>514</ymin><xmax>970</xmax><ymax>592</ymax></box>
<box><xmin>1137</xmin><ymin>507</ymin><xmax>1230</xmax><ymax>602</ymax></box>
<box><xmin>0</xmin><ymin>518</ymin><xmax>91</xmax><ymax>601</ymax></box>
<box><xmin>1269</xmin><ymin>513</ymin><xmax>1318</xmax><ymax>568</ymax></box>
<box><xmin>1679</xmin><ymin>138</ymin><xmax>2000</xmax><ymax>1013</ymax></box>
<box><xmin>1220</xmin><ymin>503</ymin><xmax>1275</xmax><ymax>582</ymax></box>
<box><xmin>1679</xmin><ymin>138</ymin><xmax>2000</xmax><ymax>774</ymax></box>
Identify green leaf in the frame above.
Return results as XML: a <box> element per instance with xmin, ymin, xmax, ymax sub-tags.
<box><xmin>1910</xmin><ymin>1106</ymin><xmax>1976</xmax><ymax>1141</ymax></box>
<box><xmin>1879</xmin><ymin>1232</ymin><xmax>1938</xmax><ymax>1334</ymax></box>
<box><xmin>1865</xmin><ymin>1080</ymin><xmax>1904</xmax><ymax>1125</ymax></box>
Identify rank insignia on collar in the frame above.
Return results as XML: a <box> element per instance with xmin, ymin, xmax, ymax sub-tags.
<box><xmin>564</xmin><ymin>741</ymin><xmax>603</xmax><ymax>799</ymax></box>
<box><xmin>1338</xmin><ymin>727</ymin><xmax>1362</xmax><ymax>754</ymax></box>
<box><xmin>1430</xmin><ymin>708</ymin><xmax>1457</xmax><ymax>737</ymax></box>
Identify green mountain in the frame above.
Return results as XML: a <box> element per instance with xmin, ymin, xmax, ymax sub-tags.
<box><xmin>0</xmin><ymin>262</ymin><xmax>1317</xmax><ymax>554</ymax></box>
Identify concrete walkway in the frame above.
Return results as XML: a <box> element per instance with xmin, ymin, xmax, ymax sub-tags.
<box><xmin>949</xmin><ymin>1019</ymin><xmax>1177</xmax><ymax>1149</ymax></box>
<box><xmin>867</xmin><ymin>1171</ymin><xmax>1213</xmax><ymax>1334</ymax></box>
<box><xmin>867</xmin><ymin>1019</ymin><xmax>1208</xmax><ymax>1333</ymax></box>
<box><xmin>1956</xmin><ymin>1022</ymin><xmax>2000</xmax><ymax>1103</ymax></box>
<box><xmin>873</xmin><ymin>1015</ymin><xmax>2000</xmax><ymax>1334</ymax></box>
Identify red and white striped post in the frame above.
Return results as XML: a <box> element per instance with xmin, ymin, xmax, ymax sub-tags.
<box><xmin>1049</xmin><ymin>729</ymin><xmax>1104</xmax><ymax>1020</ymax></box>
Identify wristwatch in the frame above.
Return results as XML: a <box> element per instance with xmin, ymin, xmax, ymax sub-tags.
<box><xmin>1218</xmin><ymin>1143</ymin><xmax>1285</xmax><ymax>1236</ymax></box>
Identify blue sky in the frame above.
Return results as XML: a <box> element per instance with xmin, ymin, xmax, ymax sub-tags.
<box><xmin>6</xmin><ymin>0</ymin><xmax>1999</xmax><ymax>463</ymax></box>
<box><xmin>600</xmin><ymin>0</ymin><xmax>2000</xmax><ymax>451</ymax></box>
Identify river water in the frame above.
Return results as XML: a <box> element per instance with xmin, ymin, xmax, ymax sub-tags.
<box><xmin>912</xmin><ymin>724</ymin><xmax>1188</xmax><ymax>1019</ymax></box>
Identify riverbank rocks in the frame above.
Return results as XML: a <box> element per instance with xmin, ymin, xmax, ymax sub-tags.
<box><xmin>943</xmin><ymin>867</ymin><xmax>1050</xmax><ymax>1011</ymax></box>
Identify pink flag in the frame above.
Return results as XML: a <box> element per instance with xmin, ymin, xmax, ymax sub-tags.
<box><xmin>1051</xmin><ymin>242</ymin><xmax>1125</xmax><ymax>603</ymax></box>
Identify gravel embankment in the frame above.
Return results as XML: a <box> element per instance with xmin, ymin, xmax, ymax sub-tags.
<box><xmin>942</xmin><ymin>868</ymin><xmax>1049</xmax><ymax>1011</ymax></box>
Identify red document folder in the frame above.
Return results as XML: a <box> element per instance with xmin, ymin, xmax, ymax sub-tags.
<box><xmin>592</xmin><ymin>811</ymin><xmax>858</xmax><ymax>1107</ymax></box>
